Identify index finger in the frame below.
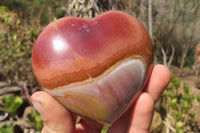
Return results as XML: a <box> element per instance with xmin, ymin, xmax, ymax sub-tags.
<box><xmin>144</xmin><ymin>64</ymin><xmax>171</xmax><ymax>102</ymax></box>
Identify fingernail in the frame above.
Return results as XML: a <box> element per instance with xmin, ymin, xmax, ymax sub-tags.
<box><xmin>32</xmin><ymin>101</ymin><xmax>45</xmax><ymax>118</ymax></box>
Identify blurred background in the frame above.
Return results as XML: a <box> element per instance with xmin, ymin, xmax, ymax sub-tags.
<box><xmin>0</xmin><ymin>0</ymin><xmax>200</xmax><ymax>132</ymax></box>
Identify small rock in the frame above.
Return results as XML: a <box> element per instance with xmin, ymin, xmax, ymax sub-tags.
<box><xmin>150</xmin><ymin>111</ymin><xmax>163</xmax><ymax>133</ymax></box>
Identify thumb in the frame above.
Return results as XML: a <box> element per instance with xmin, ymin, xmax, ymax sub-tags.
<box><xmin>31</xmin><ymin>91</ymin><xmax>75</xmax><ymax>133</ymax></box>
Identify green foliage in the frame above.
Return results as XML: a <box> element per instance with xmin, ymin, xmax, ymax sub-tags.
<box><xmin>176</xmin><ymin>121</ymin><xmax>184</xmax><ymax>133</ymax></box>
<box><xmin>0</xmin><ymin>7</ymin><xmax>42</xmax><ymax>85</ymax></box>
<box><xmin>0</xmin><ymin>0</ymin><xmax>68</xmax><ymax>24</ymax></box>
<box><xmin>0</xmin><ymin>6</ymin><xmax>17</xmax><ymax>27</ymax></box>
<box><xmin>196</xmin><ymin>95</ymin><xmax>200</xmax><ymax>102</ymax></box>
<box><xmin>160</xmin><ymin>75</ymin><xmax>197</xmax><ymax>132</ymax></box>
<box><xmin>0</xmin><ymin>125</ymin><xmax>13</xmax><ymax>133</ymax></box>
<box><xmin>101</xmin><ymin>125</ymin><xmax>111</xmax><ymax>133</ymax></box>
<box><xmin>1</xmin><ymin>95</ymin><xmax>23</xmax><ymax>113</ymax></box>
<box><xmin>27</xmin><ymin>110</ymin><xmax>43</xmax><ymax>131</ymax></box>
<box><xmin>189</xmin><ymin>111</ymin><xmax>195</xmax><ymax>119</ymax></box>
<box><xmin>184</xmin><ymin>56</ymin><xmax>194</xmax><ymax>70</ymax></box>
<box><xmin>166</xmin><ymin>76</ymin><xmax>181</xmax><ymax>91</ymax></box>
<box><xmin>183</xmin><ymin>83</ymin><xmax>189</xmax><ymax>93</ymax></box>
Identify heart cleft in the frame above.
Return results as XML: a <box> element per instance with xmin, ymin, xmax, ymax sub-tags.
<box><xmin>32</xmin><ymin>10</ymin><xmax>153</xmax><ymax>125</ymax></box>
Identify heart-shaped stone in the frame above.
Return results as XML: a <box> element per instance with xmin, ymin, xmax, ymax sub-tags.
<box><xmin>32</xmin><ymin>11</ymin><xmax>153</xmax><ymax>125</ymax></box>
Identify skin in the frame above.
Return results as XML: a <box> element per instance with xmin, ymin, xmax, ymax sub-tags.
<box><xmin>31</xmin><ymin>64</ymin><xmax>171</xmax><ymax>133</ymax></box>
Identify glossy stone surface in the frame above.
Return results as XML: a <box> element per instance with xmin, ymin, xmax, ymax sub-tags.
<box><xmin>32</xmin><ymin>11</ymin><xmax>153</xmax><ymax>125</ymax></box>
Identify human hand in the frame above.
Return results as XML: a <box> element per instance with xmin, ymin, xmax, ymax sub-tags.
<box><xmin>31</xmin><ymin>64</ymin><xmax>171</xmax><ymax>133</ymax></box>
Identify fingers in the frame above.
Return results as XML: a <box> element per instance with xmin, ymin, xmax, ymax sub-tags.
<box><xmin>127</xmin><ymin>93</ymin><xmax>154</xmax><ymax>133</ymax></box>
<box><xmin>145</xmin><ymin>64</ymin><xmax>171</xmax><ymax>102</ymax></box>
<box><xmin>126</xmin><ymin>64</ymin><xmax>171</xmax><ymax>133</ymax></box>
<box><xmin>31</xmin><ymin>91</ymin><xmax>75</xmax><ymax>133</ymax></box>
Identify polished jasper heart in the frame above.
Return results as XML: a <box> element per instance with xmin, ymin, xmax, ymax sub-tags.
<box><xmin>32</xmin><ymin>11</ymin><xmax>153</xmax><ymax>125</ymax></box>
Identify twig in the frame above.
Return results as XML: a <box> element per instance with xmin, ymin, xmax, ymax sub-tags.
<box><xmin>163</xmin><ymin>114</ymin><xmax>176</xmax><ymax>133</ymax></box>
<box><xmin>161</xmin><ymin>47</ymin><xmax>167</xmax><ymax>66</ymax></box>
<box><xmin>22</xmin><ymin>83</ymin><xmax>32</xmax><ymax>105</ymax></box>
<box><xmin>30</xmin><ymin>3</ymin><xmax>36</xmax><ymax>21</ymax></box>
<box><xmin>0</xmin><ymin>86</ymin><xmax>21</xmax><ymax>95</ymax></box>
<box><xmin>168</xmin><ymin>44</ymin><xmax>175</xmax><ymax>67</ymax></box>
<box><xmin>163</xmin><ymin>120</ymin><xmax>176</xmax><ymax>132</ymax></box>
<box><xmin>0</xmin><ymin>120</ymin><xmax>10</xmax><ymax>128</ymax></box>
<box><xmin>37</xmin><ymin>4</ymin><xmax>45</xmax><ymax>24</ymax></box>
<box><xmin>90</xmin><ymin>0</ymin><xmax>100</xmax><ymax>13</ymax></box>
<box><xmin>48</xmin><ymin>7</ymin><xmax>52</xmax><ymax>22</ymax></box>
<box><xmin>0</xmin><ymin>117</ymin><xmax>30</xmax><ymax>128</ymax></box>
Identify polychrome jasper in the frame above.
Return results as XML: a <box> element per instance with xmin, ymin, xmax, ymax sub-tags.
<box><xmin>32</xmin><ymin>11</ymin><xmax>153</xmax><ymax>125</ymax></box>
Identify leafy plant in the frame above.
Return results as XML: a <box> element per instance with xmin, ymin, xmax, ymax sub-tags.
<box><xmin>101</xmin><ymin>125</ymin><xmax>111</xmax><ymax>133</ymax></box>
<box><xmin>160</xmin><ymin>75</ymin><xmax>197</xmax><ymax>132</ymax></box>
<box><xmin>184</xmin><ymin>56</ymin><xmax>194</xmax><ymax>70</ymax></box>
<box><xmin>196</xmin><ymin>95</ymin><xmax>200</xmax><ymax>102</ymax></box>
<box><xmin>1</xmin><ymin>95</ymin><xmax>23</xmax><ymax>113</ymax></box>
<box><xmin>27</xmin><ymin>110</ymin><xmax>43</xmax><ymax>131</ymax></box>
<box><xmin>0</xmin><ymin>6</ymin><xmax>42</xmax><ymax>85</ymax></box>
<box><xmin>0</xmin><ymin>125</ymin><xmax>13</xmax><ymax>133</ymax></box>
